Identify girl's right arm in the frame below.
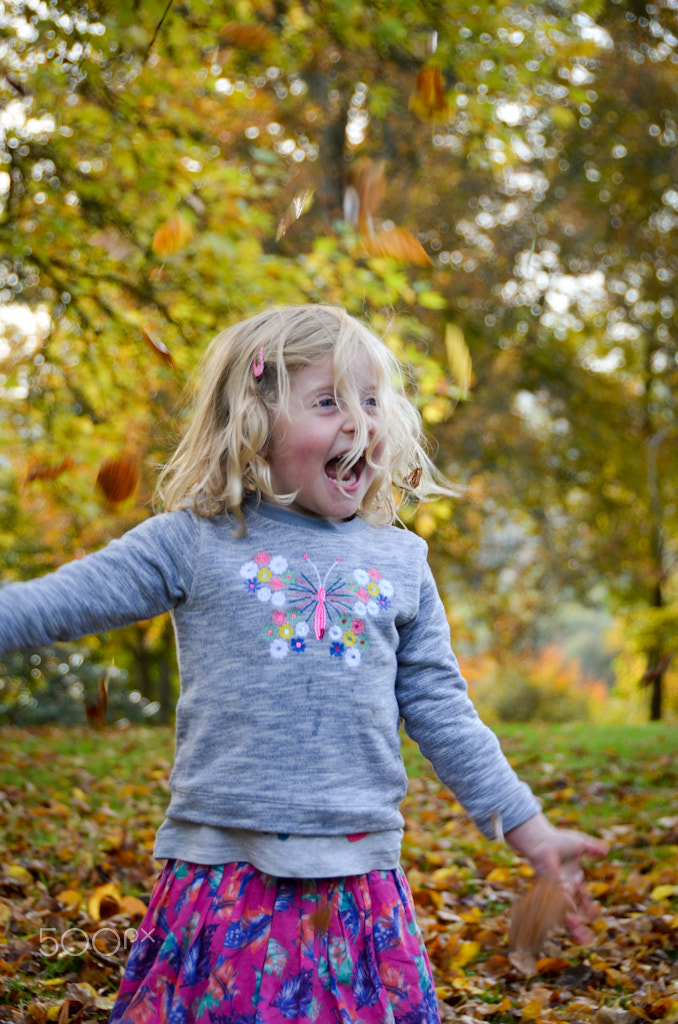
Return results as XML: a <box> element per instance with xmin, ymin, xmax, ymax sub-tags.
<box><xmin>0</xmin><ymin>511</ymin><xmax>200</xmax><ymax>653</ymax></box>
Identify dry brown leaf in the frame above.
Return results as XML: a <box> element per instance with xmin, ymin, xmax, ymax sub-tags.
<box><xmin>96</xmin><ymin>454</ymin><xmax>140</xmax><ymax>504</ymax></box>
<box><xmin>363</xmin><ymin>226</ymin><xmax>431</xmax><ymax>265</ymax></box>
<box><xmin>152</xmin><ymin>213</ymin><xmax>194</xmax><ymax>257</ymax></box>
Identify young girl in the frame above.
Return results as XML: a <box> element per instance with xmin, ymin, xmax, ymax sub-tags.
<box><xmin>0</xmin><ymin>305</ymin><xmax>606</xmax><ymax>1024</ymax></box>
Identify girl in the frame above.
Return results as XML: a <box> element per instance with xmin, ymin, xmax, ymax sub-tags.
<box><xmin>0</xmin><ymin>305</ymin><xmax>606</xmax><ymax>1024</ymax></box>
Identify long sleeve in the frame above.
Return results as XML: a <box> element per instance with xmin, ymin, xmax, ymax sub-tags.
<box><xmin>395</xmin><ymin>559</ymin><xmax>540</xmax><ymax>838</ymax></box>
<box><xmin>0</xmin><ymin>512</ymin><xmax>200</xmax><ymax>653</ymax></box>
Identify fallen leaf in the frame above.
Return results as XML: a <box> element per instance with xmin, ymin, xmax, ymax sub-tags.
<box><xmin>87</xmin><ymin>882</ymin><xmax>123</xmax><ymax>922</ymax></box>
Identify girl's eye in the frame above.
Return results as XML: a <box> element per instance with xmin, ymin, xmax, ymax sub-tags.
<box><xmin>363</xmin><ymin>396</ymin><xmax>378</xmax><ymax>408</ymax></box>
<box><xmin>317</xmin><ymin>397</ymin><xmax>336</xmax><ymax>408</ymax></box>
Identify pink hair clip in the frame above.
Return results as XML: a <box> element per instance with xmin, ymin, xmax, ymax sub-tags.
<box><xmin>252</xmin><ymin>346</ymin><xmax>265</xmax><ymax>378</ymax></box>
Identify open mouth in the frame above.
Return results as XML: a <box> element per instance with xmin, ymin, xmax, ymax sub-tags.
<box><xmin>324</xmin><ymin>454</ymin><xmax>366</xmax><ymax>488</ymax></box>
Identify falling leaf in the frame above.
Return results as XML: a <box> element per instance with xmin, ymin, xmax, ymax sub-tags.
<box><xmin>403</xmin><ymin>467</ymin><xmax>423</xmax><ymax>490</ymax></box>
<box><xmin>85</xmin><ymin>674</ymin><xmax>109</xmax><ymax>731</ymax></box>
<box><xmin>509</xmin><ymin>874</ymin><xmax>570</xmax><ymax>974</ymax></box>
<box><xmin>219</xmin><ymin>22</ymin><xmax>272</xmax><ymax>49</ymax></box>
<box><xmin>363</xmin><ymin>226</ymin><xmax>431</xmax><ymax>265</ymax></box>
<box><xmin>409</xmin><ymin>66</ymin><xmax>450</xmax><ymax>120</ymax></box>
<box><xmin>276</xmin><ymin>188</ymin><xmax>315</xmax><ymax>240</ymax></box>
<box><xmin>357</xmin><ymin>159</ymin><xmax>386</xmax><ymax>233</ymax></box>
<box><xmin>151</xmin><ymin>213</ymin><xmax>194</xmax><ymax>257</ymax></box>
<box><xmin>96</xmin><ymin>454</ymin><xmax>140</xmax><ymax>504</ymax></box>
<box><xmin>24</xmin><ymin>455</ymin><xmax>73</xmax><ymax>484</ymax></box>
<box><xmin>444</xmin><ymin>323</ymin><xmax>472</xmax><ymax>398</ymax></box>
<box><xmin>142</xmin><ymin>326</ymin><xmax>175</xmax><ymax>369</ymax></box>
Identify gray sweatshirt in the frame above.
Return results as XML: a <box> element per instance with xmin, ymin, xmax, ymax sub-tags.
<box><xmin>0</xmin><ymin>501</ymin><xmax>539</xmax><ymax>873</ymax></box>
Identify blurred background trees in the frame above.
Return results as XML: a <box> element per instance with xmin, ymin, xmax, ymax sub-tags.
<box><xmin>1</xmin><ymin>0</ymin><xmax>676</xmax><ymax>724</ymax></box>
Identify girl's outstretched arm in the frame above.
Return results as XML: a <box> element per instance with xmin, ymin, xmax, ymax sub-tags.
<box><xmin>505</xmin><ymin>812</ymin><xmax>609</xmax><ymax>943</ymax></box>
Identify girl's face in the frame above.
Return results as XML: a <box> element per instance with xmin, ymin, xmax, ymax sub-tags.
<box><xmin>266</xmin><ymin>353</ymin><xmax>385</xmax><ymax>522</ymax></box>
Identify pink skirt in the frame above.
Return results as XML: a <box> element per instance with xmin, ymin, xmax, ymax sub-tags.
<box><xmin>109</xmin><ymin>860</ymin><xmax>440</xmax><ymax>1024</ymax></box>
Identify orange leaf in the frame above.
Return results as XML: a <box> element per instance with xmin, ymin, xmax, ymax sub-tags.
<box><xmin>363</xmin><ymin>226</ymin><xmax>431</xmax><ymax>265</ymax></box>
<box><xmin>142</xmin><ymin>326</ymin><xmax>175</xmax><ymax>369</ymax></box>
<box><xmin>219</xmin><ymin>22</ymin><xmax>272</xmax><ymax>49</ymax></box>
<box><xmin>120</xmin><ymin>895</ymin><xmax>149</xmax><ymax>918</ymax></box>
<box><xmin>152</xmin><ymin>213</ymin><xmax>194</xmax><ymax>257</ymax></box>
<box><xmin>410</xmin><ymin>66</ymin><xmax>450</xmax><ymax>120</ymax></box>
<box><xmin>96</xmin><ymin>454</ymin><xmax>140</xmax><ymax>503</ymax></box>
<box><xmin>25</xmin><ymin>454</ymin><xmax>73</xmax><ymax>484</ymax></box>
<box><xmin>87</xmin><ymin>883</ymin><xmax>123</xmax><ymax>922</ymax></box>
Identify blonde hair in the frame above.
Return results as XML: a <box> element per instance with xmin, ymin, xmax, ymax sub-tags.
<box><xmin>157</xmin><ymin>304</ymin><xmax>449</xmax><ymax>528</ymax></box>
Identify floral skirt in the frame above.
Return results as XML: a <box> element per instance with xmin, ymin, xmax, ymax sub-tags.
<box><xmin>109</xmin><ymin>860</ymin><xmax>440</xmax><ymax>1024</ymax></box>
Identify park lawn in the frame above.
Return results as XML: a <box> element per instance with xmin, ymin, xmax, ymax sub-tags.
<box><xmin>0</xmin><ymin>722</ymin><xmax>675</xmax><ymax>1023</ymax></box>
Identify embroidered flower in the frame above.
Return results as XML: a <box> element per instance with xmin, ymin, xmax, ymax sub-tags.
<box><xmin>269</xmin><ymin>576</ymin><xmax>285</xmax><ymax>591</ymax></box>
<box><xmin>290</xmin><ymin>637</ymin><xmax>305</xmax><ymax>653</ymax></box>
<box><xmin>271</xmin><ymin>591</ymin><xmax>286</xmax><ymax>607</ymax></box>
<box><xmin>330</xmin><ymin>641</ymin><xmax>344</xmax><ymax>658</ymax></box>
<box><xmin>270</xmin><ymin>555</ymin><xmax>288</xmax><ymax>575</ymax></box>
<box><xmin>270</xmin><ymin>638</ymin><xmax>288</xmax><ymax>660</ymax></box>
<box><xmin>366</xmin><ymin>601</ymin><xmax>379</xmax><ymax>617</ymax></box>
<box><xmin>379</xmin><ymin>595</ymin><xmax>391</xmax><ymax>610</ymax></box>
<box><xmin>344</xmin><ymin>648</ymin><xmax>361</xmax><ymax>668</ymax></box>
<box><xmin>353</xmin><ymin>569</ymin><xmax>370</xmax><ymax>586</ymax></box>
<box><xmin>328</xmin><ymin>625</ymin><xmax>343</xmax><ymax>642</ymax></box>
<box><xmin>254</xmin><ymin>551</ymin><xmax>271</xmax><ymax>567</ymax></box>
<box><xmin>367</xmin><ymin>582</ymin><xmax>380</xmax><ymax>597</ymax></box>
<box><xmin>257</xmin><ymin>588</ymin><xmax>272</xmax><ymax>603</ymax></box>
<box><xmin>368</xmin><ymin>568</ymin><xmax>382</xmax><ymax>582</ymax></box>
<box><xmin>352</xmin><ymin>619</ymin><xmax>365</xmax><ymax>634</ymax></box>
<box><xmin>240</xmin><ymin>560</ymin><xmax>258</xmax><ymax>580</ymax></box>
<box><xmin>244</xmin><ymin>578</ymin><xmax>260</xmax><ymax>595</ymax></box>
<box><xmin>272</xmin><ymin>610</ymin><xmax>287</xmax><ymax>626</ymax></box>
<box><xmin>343</xmin><ymin>631</ymin><xmax>357</xmax><ymax>647</ymax></box>
<box><xmin>353</xmin><ymin>601</ymin><xmax>367</xmax><ymax>617</ymax></box>
<box><xmin>279</xmin><ymin>623</ymin><xmax>294</xmax><ymax>640</ymax></box>
<box><xmin>380</xmin><ymin>580</ymin><xmax>394</xmax><ymax>598</ymax></box>
<box><xmin>356</xmin><ymin>587</ymin><xmax>370</xmax><ymax>603</ymax></box>
<box><xmin>296</xmin><ymin>622</ymin><xmax>309</xmax><ymax>638</ymax></box>
<box><xmin>258</xmin><ymin>567</ymin><xmax>272</xmax><ymax>583</ymax></box>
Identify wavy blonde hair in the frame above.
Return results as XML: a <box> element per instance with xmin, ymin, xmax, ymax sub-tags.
<box><xmin>157</xmin><ymin>304</ymin><xmax>449</xmax><ymax>528</ymax></box>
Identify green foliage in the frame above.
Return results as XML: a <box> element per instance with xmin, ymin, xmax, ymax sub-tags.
<box><xmin>1</xmin><ymin>0</ymin><xmax>677</xmax><ymax>719</ymax></box>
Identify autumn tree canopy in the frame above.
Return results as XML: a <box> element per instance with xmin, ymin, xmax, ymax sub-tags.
<box><xmin>1</xmin><ymin>0</ymin><xmax>676</xmax><ymax>720</ymax></box>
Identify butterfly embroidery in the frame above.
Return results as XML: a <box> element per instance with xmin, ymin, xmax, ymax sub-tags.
<box><xmin>239</xmin><ymin>551</ymin><xmax>393</xmax><ymax>668</ymax></box>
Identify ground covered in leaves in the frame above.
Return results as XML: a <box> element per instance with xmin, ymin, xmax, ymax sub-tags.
<box><xmin>0</xmin><ymin>723</ymin><xmax>676</xmax><ymax>1024</ymax></box>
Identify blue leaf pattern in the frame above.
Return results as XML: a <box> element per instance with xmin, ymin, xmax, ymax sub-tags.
<box><xmin>270</xmin><ymin>968</ymin><xmax>313</xmax><ymax>1019</ymax></box>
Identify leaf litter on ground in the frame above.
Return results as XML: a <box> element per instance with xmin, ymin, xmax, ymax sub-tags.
<box><xmin>0</xmin><ymin>723</ymin><xmax>676</xmax><ymax>1023</ymax></box>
